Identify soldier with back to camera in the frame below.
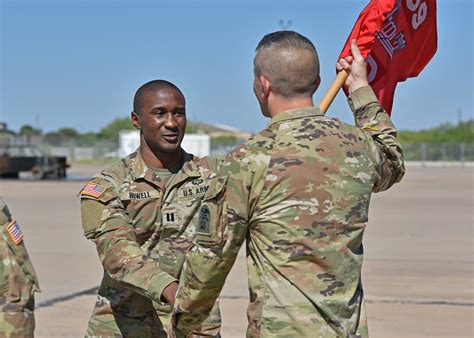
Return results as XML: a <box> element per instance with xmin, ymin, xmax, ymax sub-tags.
<box><xmin>171</xmin><ymin>31</ymin><xmax>405</xmax><ymax>337</ymax></box>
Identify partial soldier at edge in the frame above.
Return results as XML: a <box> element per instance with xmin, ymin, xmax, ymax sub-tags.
<box><xmin>0</xmin><ymin>197</ymin><xmax>40</xmax><ymax>338</ymax></box>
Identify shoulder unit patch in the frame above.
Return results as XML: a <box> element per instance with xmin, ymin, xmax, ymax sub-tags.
<box><xmin>6</xmin><ymin>220</ymin><xmax>23</xmax><ymax>245</ymax></box>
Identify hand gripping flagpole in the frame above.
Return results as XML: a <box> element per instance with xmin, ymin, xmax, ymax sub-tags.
<box><xmin>318</xmin><ymin>69</ymin><xmax>350</xmax><ymax>114</ymax></box>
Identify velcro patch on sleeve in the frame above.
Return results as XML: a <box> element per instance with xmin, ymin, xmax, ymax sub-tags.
<box><xmin>81</xmin><ymin>199</ymin><xmax>107</xmax><ymax>235</ymax></box>
<box><xmin>81</xmin><ymin>183</ymin><xmax>107</xmax><ymax>199</ymax></box>
<box><xmin>197</xmin><ymin>204</ymin><xmax>212</xmax><ymax>236</ymax></box>
<box><xmin>6</xmin><ymin>220</ymin><xmax>23</xmax><ymax>245</ymax></box>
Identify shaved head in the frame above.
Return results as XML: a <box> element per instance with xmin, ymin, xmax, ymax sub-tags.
<box><xmin>133</xmin><ymin>80</ymin><xmax>184</xmax><ymax>115</ymax></box>
<box><xmin>254</xmin><ymin>31</ymin><xmax>320</xmax><ymax>98</ymax></box>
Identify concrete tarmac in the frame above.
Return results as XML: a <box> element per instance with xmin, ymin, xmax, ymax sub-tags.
<box><xmin>1</xmin><ymin>163</ymin><xmax>472</xmax><ymax>337</ymax></box>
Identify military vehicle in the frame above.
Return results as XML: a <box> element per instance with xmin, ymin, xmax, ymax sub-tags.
<box><xmin>0</xmin><ymin>144</ymin><xmax>69</xmax><ymax>179</ymax></box>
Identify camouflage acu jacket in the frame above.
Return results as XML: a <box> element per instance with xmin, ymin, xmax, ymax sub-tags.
<box><xmin>0</xmin><ymin>197</ymin><xmax>40</xmax><ymax>337</ymax></box>
<box><xmin>80</xmin><ymin>151</ymin><xmax>221</xmax><ymax>337</ymax></box>
<box><xmin>173</xmin><ymin>86</ymin><xmax>405</xmax><ymax>337</ymax></box>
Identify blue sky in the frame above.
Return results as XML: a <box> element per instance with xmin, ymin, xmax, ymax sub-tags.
<box><xmin>0</xmin><ymin>0</ymin><xmax>472</xmax><ymax>134</ymax></box>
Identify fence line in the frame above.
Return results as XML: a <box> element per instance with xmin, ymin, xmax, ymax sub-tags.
<box><xmin>28</xmin><ymin>141</ymin><xmax>474</xmax><ymax>163</ymax></box>
<box><xmin>401</xmin><ymin>142</ymin><xmax>473</xmax><ymax>162</ymax></box>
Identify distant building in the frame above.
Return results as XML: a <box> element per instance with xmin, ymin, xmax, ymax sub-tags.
<box><xmin>0</xmin><ymin>122</ymin><xmax>44</xmax><ymax>146</ymax></box>
<box><xmin>194</xmin><ymin>122</ymin><xmax>252</xmax><ymax>140</ymax></box>
<box><xmin>0</xmin><ymin>122</ymin><xmax>15</xmax><ymax>146</ymax></box>
<box><xmin>0</xmin><ymin>122</ymin><xmax>15</xmax><ymax>135</ymax></box>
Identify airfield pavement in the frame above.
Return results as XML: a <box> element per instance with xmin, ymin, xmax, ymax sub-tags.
<box><xmin>0</xmin><ymin>163</ymin><xmax>472</xmax><ymax>337</ymax></box>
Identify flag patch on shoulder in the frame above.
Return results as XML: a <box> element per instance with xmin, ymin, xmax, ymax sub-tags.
<box><xmin>7</xmin><ymin>220</ymin><xmax>23</xmax><ymax>245</ymax></box>
<box><xmin>81</xmin><ymin>183</ymin><xmax>106</xmax><ymax>198</ymax></box>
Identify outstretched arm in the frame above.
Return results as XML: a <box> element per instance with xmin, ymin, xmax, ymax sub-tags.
<box><xmin>171</xmin><ymin>150</ymin><xmax>261</xmax><ymax>337</ymax></box>
<box><xmin>80</xmin><ymin>176</ymin><xmax>177</xmax><ymax>304</ymax></box>
<box><xmin>337</xmin><ymin>40</ymin><xmax>405</xmax><ymax>192</ymax></box>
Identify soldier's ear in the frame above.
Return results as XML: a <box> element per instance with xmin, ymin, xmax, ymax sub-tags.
<box><xmin>131</xmin><ymin>111</ymin><xmax>141</xmax><ymax>130</ymax></box>
<box><xmin>314</xmin><ymin>75</ymin><xmax>321</xmax><ymax>93</ymax></box>
<box><xmin>260</xmin><ymin>76</ymin><xmax>271</xmax><ymax>99</ymax></box>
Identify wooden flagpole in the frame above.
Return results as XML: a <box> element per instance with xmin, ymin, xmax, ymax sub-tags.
<box><xmin>318</xmin><ymin>69</ymin><xmax>350</xmax><ymax>113</ymax></box>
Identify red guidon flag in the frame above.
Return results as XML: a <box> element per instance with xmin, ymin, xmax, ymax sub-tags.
<box><xmin>339</xmin><ymin>0</ymin><xmax>437</xmax><ymax>114</ymax></box>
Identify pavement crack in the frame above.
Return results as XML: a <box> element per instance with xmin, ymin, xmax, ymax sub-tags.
<box><xmin>37</xmin><ymin>286</ymin><xmax>98</xmax><ymax>309</ymax></box>
<box><xmin>365</xmin><ymin>297</ymin><xmax>474</xmax><ymax>307</ymax></box>
<box><xmin>220</xmin><ymin>295</ymin><xmax>474</xmax><ymax>307</ymax></box>
<box><xmin>36</xmin><ymin>288</ymin><xmax>474</xmax><ymax>309</ymax></box>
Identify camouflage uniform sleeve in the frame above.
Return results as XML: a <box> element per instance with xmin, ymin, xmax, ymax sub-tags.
<box><xmin>80</xmin><ymin>176</ymin><xmax>177</xmax><ymax>304</ymax></box>
<box><xmin>348</xmin><ymin>85</ymin><xmax>405</xmax><ymax>192</ymax></box>
<box><xmin>172</xmin><ymin>149</ymin><xmax>265</xmax><ymax>337</ymax></box>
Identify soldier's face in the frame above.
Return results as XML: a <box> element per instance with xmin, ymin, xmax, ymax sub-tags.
<box><xmin>134</xmin><ymin>87</ymin><xmax>186</xmax><ymax>154</ymax></box>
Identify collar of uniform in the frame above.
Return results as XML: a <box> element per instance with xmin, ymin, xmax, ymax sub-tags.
<box><xmin>128</xmin><ymin>149</ymin><xmax>201</xmax><ymax>183</ymax></box>
<box><xmin>267</xmin><ymin>106</ymin><xmax>324</xmax><ymax>127</ymax></box>
<box><xmin>157</xmin><ymin>151</ymin><xmax>202</xmax><ymax>199</ymax></box>
<box><xmin>128</xmin><ymin>149</ymin><xmax>154</xmax><ymax>182</ymax></box>
<box><xmin>180</xmin><ymin>152</ymin><xmax>202</xmax><ymax>178</ymax></box>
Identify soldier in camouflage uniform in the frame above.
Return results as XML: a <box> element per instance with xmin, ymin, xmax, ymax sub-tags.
<box><xmin>80</xmin><ymin>80</ymin><xmax>221</xmax><ymax>337</ymax></box>
<box><xmin>171</xmin><ymin>32</ymin><xmax>405</xmax><ymax>337</ymax></box>
<box><xmin>0</xmin><ymin>197</ymin><xmax>40</xmax><ymax>338</ymax></box>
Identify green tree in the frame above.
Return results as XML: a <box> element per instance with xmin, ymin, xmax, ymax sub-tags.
<box><xmin>77</xmin><ymin>132</ymin><xmax>98</xmax><ymax>146</ymax></box>
<box><xmin>56</xmin><ymin>127</ymin><xmax>79</xmax><ymax>138</ymax></box>
<box><xmin>18</xmin><ymin>124</ymin><xmax>41</xmax><ymax>136</ymax></box>
<box><xmin>43</xmin><ymin>127</ymin><xmax>79</xmax><ymax>144</ymax></box>
<box><xmin>186</xmin><ymin>121</ymin><xmax>197</xmax><ymax>133</ymax></box>
<box><xmin>98</xmin><ymin>117</ymin><xmax>134</xmax><ymax>142</ymax></box>
<box><xmin>399</xmin><ymin>120</ymin><xmax>474</xmax><ymax>144</ymax></box>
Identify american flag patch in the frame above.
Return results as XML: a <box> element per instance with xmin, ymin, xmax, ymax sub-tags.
<box><xmin>6</xmin><ymin>220</ymin><xmax>23</xmax><ymax>245</ymax></box>
<box><xmin>81</xmin><ymin>183</ymin><xmax>106</xmax><ymax>198</ymax></box>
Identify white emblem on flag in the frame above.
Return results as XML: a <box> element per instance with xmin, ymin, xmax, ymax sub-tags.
<box><xmin>376</xmin><ymin>0</ymin><xmax>407</xmax><ymax>58</ymax></box>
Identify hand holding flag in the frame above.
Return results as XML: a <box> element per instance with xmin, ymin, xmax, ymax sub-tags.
<box><xmin>336</xmin><ymin>40</ymin><xmax>369</xmax><ymax>95</ymax></box>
